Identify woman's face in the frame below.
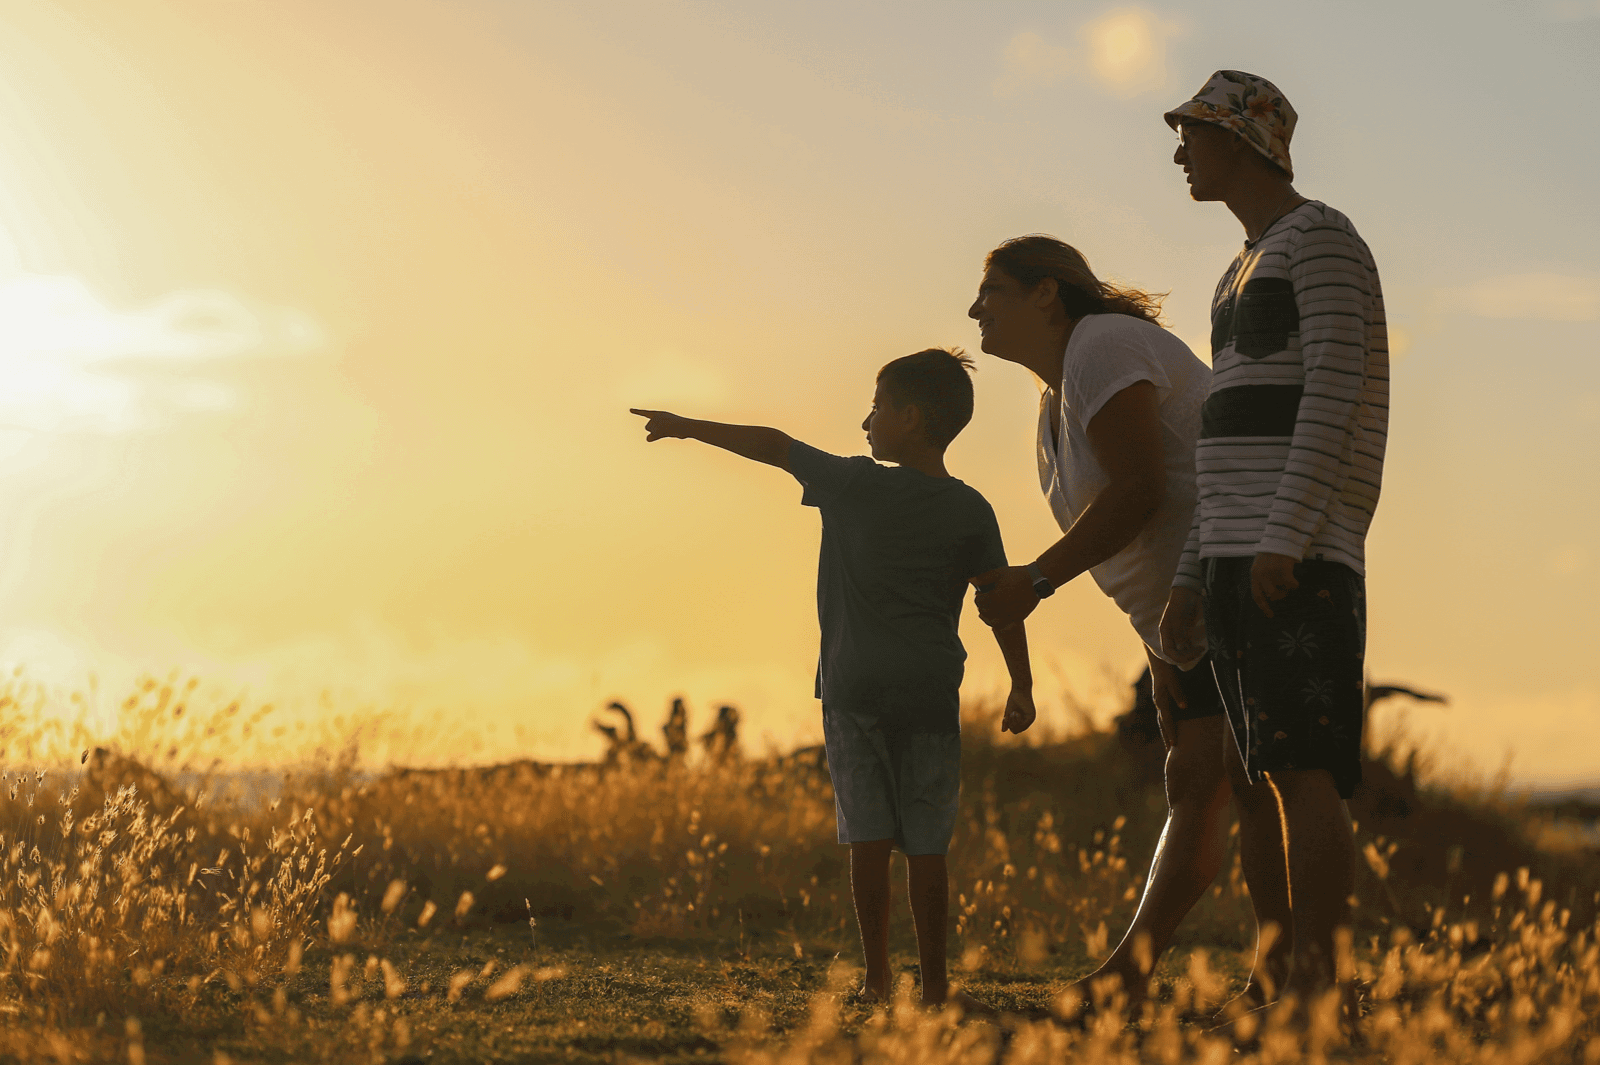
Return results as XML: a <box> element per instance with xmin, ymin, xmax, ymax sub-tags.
<box><xmin>968</xmin><ymin>266</ymin><xmax>1047</xmax><ymax>361</ymax></box>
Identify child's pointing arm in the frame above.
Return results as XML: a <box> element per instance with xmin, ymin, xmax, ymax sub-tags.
<box><xmin>630</xmin><ymin>409</ymin><xmax>793</xmax><ymax>470</ymax></box>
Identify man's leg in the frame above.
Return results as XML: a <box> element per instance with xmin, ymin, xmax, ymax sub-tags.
<box><xmin>1228</xmin><ymin>558</ymin><xmax>1365</xmax><ymax>1007</ymax></box>
<box><xmin>1223</xmin><ymin>731</ymin><xmax>1294</xmax><ymax>1009</ymax></box>
<box><xmin>850</xmin><ymin>839</ymin><xmax>895</xmax><ymax>1000</ymax></box>
<box><xmin>1069</xmin><ymin>713</ymin><xmax>1233</xmax><ymax>1009</ymax></box>
<box><xmin>905</xmin><ymin>853</ymin><xmax>949</xmax><ymax>1005</ymax></box>
<box><xmin>1267</xmin><ymin>768</ymin><xmax>1355</xmax><ymax>996</ymax></box>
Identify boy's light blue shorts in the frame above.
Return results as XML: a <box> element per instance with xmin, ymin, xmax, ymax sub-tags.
<box><xmin>821</xmin><ymin>705</ymin><xmax>961</xmax><ymax>856</ymax></box>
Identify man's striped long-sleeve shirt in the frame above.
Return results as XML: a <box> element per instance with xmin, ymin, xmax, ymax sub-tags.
<box><xmin>1173</xmin><ymin>200</ymin><xmax>1389</xmax><ymax>589</ymax></box>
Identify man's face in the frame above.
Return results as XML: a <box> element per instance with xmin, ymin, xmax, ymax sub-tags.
<box><xmin>1173</xmin><ymin>120</ymin><xmax>1240</xmax><ymax>202</ymax></box>
<box><xmin>967</xmin><ymin>266</ymin><xmax>1039</xmax><ymax>360</ymax></box>
<box><xmin>861</xmin><ymin>381</ymin><xmax>916</xmax><ymax>462</ymax></box>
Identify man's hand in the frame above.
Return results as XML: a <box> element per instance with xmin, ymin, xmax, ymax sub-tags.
<box><xmin>1001</xmin><ymin>688</ymin><xmax>1036</xmax><ymax>734</ymax></box>
<box><xmin>1250</xmin><ymin>552</ymin><xmax>1299</xmax><ymax>617</ymax></box>
<box><xmin>1159</xmin><ymin>586</ymin><xmax>1205</xmax><ymax>664</ymax></box>
<box><xmin>972</xmin><ymin>566</ymin><xmax>1039</xmax><ymax>628</ymax></box>
<box><xmin>1146</xmin><ymin>648</ymin><xmax>1187</xmax><ymax>752</ymax></box>
<box><xmin>630</xmin><ymin>408</ymin><xmax>694</xmax><ymax>441</ymax></box>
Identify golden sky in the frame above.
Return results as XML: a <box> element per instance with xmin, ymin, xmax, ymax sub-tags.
<box><xmin>0</xmin><ymin>2</ymin><xmax>1596</xmax><ymax>782</ymax></box>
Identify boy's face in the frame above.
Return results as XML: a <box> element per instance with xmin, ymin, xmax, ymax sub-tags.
<box><xmin>862</xmin><ymin>381</ymin><xmax>920</xmax><ymax>462</ymax></box>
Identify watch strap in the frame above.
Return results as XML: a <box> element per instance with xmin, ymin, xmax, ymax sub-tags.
<box><xmin>1026</xmin><ymin>561</ymin><xmax>1056</xmax><ymax>599</ymax></box>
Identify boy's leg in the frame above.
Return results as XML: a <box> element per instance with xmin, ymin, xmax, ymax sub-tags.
<box><xmin>850</xmin><ymin>839</ymin><xmax>895</xmax><ymax>1000</ymax></box>
<box><xmin>905</xmin><ymin>853</ymin><xmax>948</xmax><ymax>1005</ymax></box>
<box><xmin>823</xmin><ymin>705</ymin><xmax>904</xmax><ymax>1001</ymax></box>
<box><xmin>892</xmin><ymin>728</ymin><xmax>962</xmax><ymax>1007</ymax></box>
<box><xmin>1070</xmin><ymin>712</ymin><xmax>1232</xmax><ymax>1010</ymax></box>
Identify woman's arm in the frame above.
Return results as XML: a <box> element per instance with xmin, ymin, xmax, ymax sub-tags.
<box><xmin>974</xmin><ymin>380</ymin><xmax>1167</xmax><ymax>627</ymax></box>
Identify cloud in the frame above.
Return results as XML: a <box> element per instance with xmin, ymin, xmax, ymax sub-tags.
<box><xmin>993</xmin><ymin>30</ymin><xmax>1077</xmax><ymax>97</ymax></box>
<box><xmin>0</xmin><ymin>273</ymin><xmax>324</xmax><ymax>434</ymax></box>
<box><xmin>1441</xmin><ymin>273</ymin><xmax>1600</xmax><ymax>322</ymax></box>
<box><xmin>994</xmin><ymin>9</ymin><xmax>1181</xmax><ymax>100</ymax></box>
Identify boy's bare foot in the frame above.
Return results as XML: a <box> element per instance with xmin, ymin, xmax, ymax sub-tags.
<box><xmin>844</xmin><ymin>984</ymin><xmax>887</xmax><ymax>1007</ymax></box>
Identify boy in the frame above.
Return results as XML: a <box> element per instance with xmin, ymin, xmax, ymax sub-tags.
<box><xmin>631</xmin><ymin>347</ymin><xmax>1034</xmax><ymax>1008</ymax></box>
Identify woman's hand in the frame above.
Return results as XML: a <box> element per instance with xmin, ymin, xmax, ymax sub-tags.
<box><xmin>972</xmin><ymin>566</ymin><xmax>1039</xmax><ymax>628</ymax></box>
<box><xmin>1159</xmin><ymin>587</ymin><xmax>1205</xmax><ymax>664</ymax></box>
<box><xmin>1145</xmin><ymin>647</ymin><xmax>1188</xmax><ymax>751</ymax></box>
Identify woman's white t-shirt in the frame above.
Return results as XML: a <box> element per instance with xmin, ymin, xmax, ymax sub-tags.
<box><xmin>1036</xmin><ymin>314</ymin><xmax>1210</xmax><ymax>665</ymax></box>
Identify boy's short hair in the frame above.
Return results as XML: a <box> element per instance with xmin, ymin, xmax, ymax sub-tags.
<box><xmin>876</xmin><ymin>347</ymin><xmax>976</xmax><ymax>448</ymax></box>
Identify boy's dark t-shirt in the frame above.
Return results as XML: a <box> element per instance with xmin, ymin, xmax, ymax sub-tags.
<box><xmin>789</xmin><ymin>441</ymin><xmax>1007</xmax><ymax>735</ymax></box>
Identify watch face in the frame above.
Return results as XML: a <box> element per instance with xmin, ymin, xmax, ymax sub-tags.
<box><xmin>1032</xmin><ymin>577</ymin><xmax>1054</xmax><ymax>599</ymax></box>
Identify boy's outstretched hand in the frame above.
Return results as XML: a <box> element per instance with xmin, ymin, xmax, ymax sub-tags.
<box><xmin>1001</xmin><ymin>688</ymin><xmax>1036</xmax><ymax>734</ymax></box>
<box><xmin>629</xmin><ymin>409</ymin><xmax>793</xmax><ymax>469</ymax></box>
<box><xmin>631</xmin><ymin>408</ymin><xmax>694</xmax><ymax>441</ymax></box>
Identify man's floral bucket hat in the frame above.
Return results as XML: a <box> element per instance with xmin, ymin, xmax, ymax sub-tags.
<box><xmin>1164</xmin><ymin>70</ymin><xmax>1297</xmax><ymax>179</ymax></box>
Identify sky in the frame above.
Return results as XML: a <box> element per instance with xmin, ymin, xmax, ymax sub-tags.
<box><xmin>0</xmin><ymin>1</ymin><xmax>1595</xmax><ymax>782</ymax></box>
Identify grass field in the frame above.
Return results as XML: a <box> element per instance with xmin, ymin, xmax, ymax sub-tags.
<box><xmin>1</xmin><ymin>675</ymin><xmax>1598</xmax><ymax>1063</ymax></box>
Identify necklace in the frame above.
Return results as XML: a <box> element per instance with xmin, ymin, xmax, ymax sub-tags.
<box><xmin>1244</xmin><ymin>190</ymin><xmax>1303</xmax><ymax>247</ymax></box>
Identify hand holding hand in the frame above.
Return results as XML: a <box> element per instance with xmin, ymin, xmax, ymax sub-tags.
<box><xmin>630</xmin><ymin>408</ymin><xmax>694</xmax><ymax>442</ymax></box>
<box><xmin>972</xmin><ymin>566</ymin><xmax>1039</xmax><ymax>628</ymax></box>
<box><xmin>1159</xmin><ymin>587</ymin><xmax>1205</xmax><ymax>664</ymax></box>
<box><xmin>1249</xmin><ymin>552</ymin><xmax>1299</xmax><ymax>617</ymax></box>
<box><xmin>1001</xmin><ymin>688</ymin><xmax>1036</xmax><ymax>735</ymax></box>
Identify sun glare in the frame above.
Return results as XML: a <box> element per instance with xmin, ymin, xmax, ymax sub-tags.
<box><xmin>1081</xmin><ymin>8</ymin><xmax>1174</xmax><ymax>95</ymax></box>
<box><xmin>0</xmin><ymin>273</ymin><xmax>321</xmax><ymax>434</ymax></box>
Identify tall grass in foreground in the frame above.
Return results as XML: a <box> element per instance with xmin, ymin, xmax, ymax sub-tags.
<box><xmin>0</xmin><ymin>672</ymin><xmax>1597</xmax><ymax>1062</ymax></box>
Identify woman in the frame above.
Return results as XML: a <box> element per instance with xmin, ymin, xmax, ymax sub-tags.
<box><xmin>968</xmin><ymin>235</ymin><xmax>1289</xmax><ymax>1012</ymax></box>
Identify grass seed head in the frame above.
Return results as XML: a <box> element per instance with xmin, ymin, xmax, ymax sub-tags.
<box><xmin>380</xmin><ymin>879</ymin><xmax>406</xmax><ymax>914</ymax></box>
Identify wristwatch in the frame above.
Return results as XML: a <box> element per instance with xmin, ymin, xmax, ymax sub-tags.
<box><xmin>1025</xmin><ymin>561</ymin><xmax>1056</xmax><ymax>600</ymax></box>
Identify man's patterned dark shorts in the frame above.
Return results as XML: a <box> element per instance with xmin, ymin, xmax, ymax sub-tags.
<box><xmin>1202</xmin><ymin>556</ymin><xmax>1366</xmax><ymax>799</ymax></box>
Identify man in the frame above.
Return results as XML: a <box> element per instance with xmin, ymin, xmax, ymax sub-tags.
<box><xmin>1159</xmin><ymin>70</ymin><xmax>1389</xmax><ymax>1005</ymax></box>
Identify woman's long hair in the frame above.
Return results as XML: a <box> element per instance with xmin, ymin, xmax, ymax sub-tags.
<box><xmin>985</xmin><ymin>235</ymin><xmax>1166</xmax><ymax>325</ymax></box>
